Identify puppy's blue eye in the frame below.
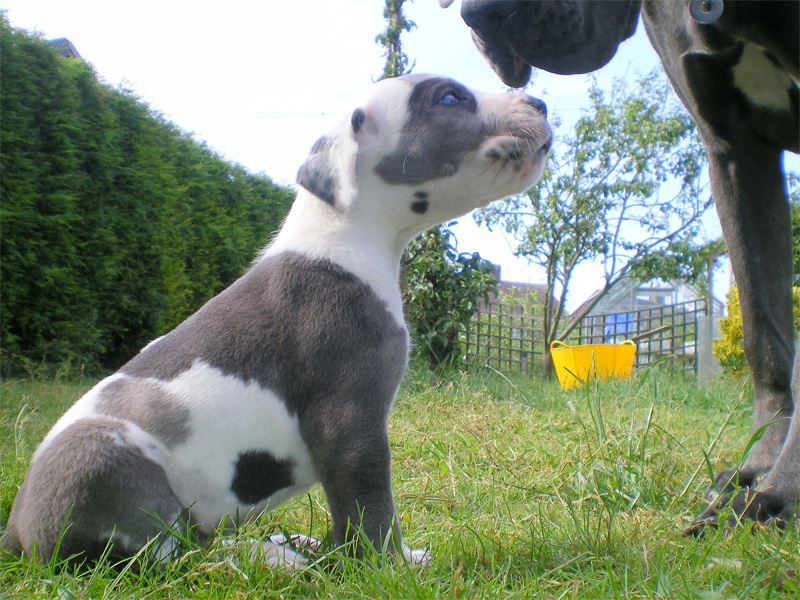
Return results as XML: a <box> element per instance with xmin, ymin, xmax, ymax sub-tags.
<box><xmin>438</xmin><ymin>91</ymin><xmax>460</xmax><ymax>105</ymax></box>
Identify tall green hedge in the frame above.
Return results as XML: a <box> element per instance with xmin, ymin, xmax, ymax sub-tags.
<box><xmin>0</xmin><ymin>16</ymin><xmax>294</xmax><ymax>375</ymax></box>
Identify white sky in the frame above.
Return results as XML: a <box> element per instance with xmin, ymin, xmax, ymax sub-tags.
<box><xmin>4</xmin><ymin>0</ymin><xmax>796</xmax><ymax>309</ymax></box>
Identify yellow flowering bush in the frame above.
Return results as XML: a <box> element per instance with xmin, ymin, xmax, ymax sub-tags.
<box><xmin>713</xmin><ymin>283</ymin><xmax>800</xmax><ymax>376</ymax></box>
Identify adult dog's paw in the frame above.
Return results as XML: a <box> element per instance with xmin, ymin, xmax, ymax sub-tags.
<box><xmin>727</xmin><ymin>487</ymin><xmax>798</xmax><ymax>529</ymax></box>
<box><xmin>682</xmin><ymin>484</ymin><xmax>798</xmax><ymax>536</ymax></box>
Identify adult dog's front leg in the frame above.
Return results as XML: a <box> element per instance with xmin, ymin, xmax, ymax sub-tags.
<box><xmin>725</xmin><ymin>354</ymin><xmax>800</xmax><ymax>529</ymax></box>
<box><xmin>684</xmin><ymin>137</ymin><xmax>798</xmax><ymax>534</ymax></box>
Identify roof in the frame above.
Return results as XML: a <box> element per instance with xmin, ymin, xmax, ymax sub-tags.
<box><xmin>495</xmin><ymin>280</ymin><xmax>550</xmax><ymax>299</ymax></box>
<box><xmin>479</xmin><ymin>264</ymin><xmax>564</xmax><ymax>314</ymax></box>
<box><xmin>47</xmin><ymin>38</ymin><xmax>82</xmax><ymax>60</ymax></box>
<box><xmin>576</xmin><ymin>274</ymin><xmax>724</xmax><ymax>316</ymax></box>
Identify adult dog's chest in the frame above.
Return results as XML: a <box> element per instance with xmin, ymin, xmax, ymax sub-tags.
<box><xmin>642</xmin><ymin>5</ymin><xmax>799</xmax><ymax>153</ymax></box>
<box><xmin>52</xmin><ymin>252</ymin><xmax>409</xmax><ymax>530</ymax></box>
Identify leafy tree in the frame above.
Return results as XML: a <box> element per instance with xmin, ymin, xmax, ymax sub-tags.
<box><xmin>0</xmin><ymin>17</ymin><xmax>293</xmax><ymax>375</ymax></box>
<box><xmin>476</xmin><ymin>71</ymin><xmax>711</xmax><ymax>375</ymax></box>
<box><xmin>640</xmin><ymin>170</ymin><xmax>795</xmax><ymax>303</ymax></box>
<box><xmin>374</xmin><ymin>0</ymin><xmax>497</xmax><ymax>369</ymax></box>
<box><xmin>375</xmin><ymin>0</ymin><xmax>416</xmax><ymax>80</ymax></box>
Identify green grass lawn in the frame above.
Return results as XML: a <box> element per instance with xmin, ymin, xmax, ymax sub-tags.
<box><xmin>1</xmin><ymin>365</ymin><xmax>798</xmax><ymax>599</ymax></box>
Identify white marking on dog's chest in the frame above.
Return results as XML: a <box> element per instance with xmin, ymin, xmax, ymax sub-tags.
<box><xmin>261</xmin><ymin>192</ymin><xmax>408</xmax><ymax>329</ymax></box>
<box><xmin>160</xmin><ymin>362</ymin><xmax>317</xmax><ymax>531</ymax></box>
<box><xmin>732</xmin><ymin>43</ymin><xmax>794</xmax><ymax>112</ymax></box>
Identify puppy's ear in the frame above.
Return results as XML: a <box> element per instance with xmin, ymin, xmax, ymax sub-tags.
<box><xmin>296</xmin><ymin>108</ymin><xmax>367</xmax><ymax>209</ymax></box>
<box><xmin>351</xmin><ymin>108</ymin><xmax>366</xmax><ymax>134</ymax></box>
<box><xmin>296</xmin><ymin>136</ymin><xmax>340</xmax><ymax>206</ymax></box>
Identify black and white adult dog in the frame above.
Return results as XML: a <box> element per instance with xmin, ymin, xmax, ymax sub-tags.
<box><xmin>453</xmin><ymin>0</ymin><xmax>799</xmax><ymax>532</ymax></box>
<box><xmin>1</xmin><ymin>74</ymin><xmax>552</xmax><ymax>567</ymax></box>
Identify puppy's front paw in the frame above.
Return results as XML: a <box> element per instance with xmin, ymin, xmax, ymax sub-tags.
<box><xmin>254</xmin><ymin>533</ymin><xmax>325</xmax><ymax>570</ymax></box>
<box><xmin>257</xmin><ymin>538</ymin><xmax>310</xmax><ymax>570</ymax></box>
<box><xmin>267</xmin><ymin>532</ymin><xmax>323</xmax><ymax>554</ymax></box>
<box><xmin>402</xmin><ymin>545</ymin><xmax>431</xmax><ymax>567</ymax></box>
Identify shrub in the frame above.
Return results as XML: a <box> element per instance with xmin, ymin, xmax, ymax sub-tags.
<box><xmin>403</xmin><ymin>227</ymin><xmax>496</xmax><ymax>370</ymax></box>
<box><xmin>713</xmin><ymin>282</ymin><xmax>800</xmax><ymax>375</ymax></box>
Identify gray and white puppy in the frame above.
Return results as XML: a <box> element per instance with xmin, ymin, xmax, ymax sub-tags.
<box><xmin>2</xmin><ymin>74</ymin><xmax>551</xmax><ymax>568</ymax></box>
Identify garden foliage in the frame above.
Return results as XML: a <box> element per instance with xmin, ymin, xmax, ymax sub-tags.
<box><xmin>713</xmin><ymin>282</ymin><xmax>800</xmax><ymax>376</ymax></box>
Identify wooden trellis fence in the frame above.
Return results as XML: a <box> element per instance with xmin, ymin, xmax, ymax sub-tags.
<box><xmin>576</xmin><ymin>298</ymin><xmax>706</xmax><ymax>371</ymax></box>
<box><xmin>463</xmin><ymin>300</ymin><xmax>544</xmax><ymax>374</ymax></box>
<box><xmin>465</xmin><ymin>298</ymin><xmax>708</xmax><ymax>375</ymax></box>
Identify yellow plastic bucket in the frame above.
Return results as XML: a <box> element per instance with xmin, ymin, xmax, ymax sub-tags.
<box><xmin>550</xmin><ymin>340</ymin><xmax>637</xmax><ymax>389</ymax></box>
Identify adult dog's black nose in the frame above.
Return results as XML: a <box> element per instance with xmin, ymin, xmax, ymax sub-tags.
<box><xmin>461</xmin><ymin>0</ymin><xmax>522</xmax><ymax>33</ymax></box>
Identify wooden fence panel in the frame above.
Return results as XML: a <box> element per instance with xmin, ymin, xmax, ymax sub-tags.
<box><xmin>577</xmin><ymin>299</ymin><xmax>705</xmax><ymax>372</ymax></box>
<box><xmin>466</xmin><ymin>298</ymin><xmax>707</xmax><ymax>375</ymax></box>
<box><xmin>464</xmin><ymin>301</ymin><xmax>544</xmax><ymax>373</ymax></box>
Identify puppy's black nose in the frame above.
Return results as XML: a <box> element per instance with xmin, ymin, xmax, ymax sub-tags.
<box><xmin>523</xmin><ymin>95</ymin><xmax>547</xmax><ymax>118</ymax></box>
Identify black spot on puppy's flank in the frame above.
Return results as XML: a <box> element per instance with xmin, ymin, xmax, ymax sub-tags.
<box><xmin>231</xmin><ymin>450</ymin><xmax>295</xmax><ymax>505</ymax></box>
<box><xmin>411</xmin><ymin>190</ymin><xmax>430</xmax><ymax>214</ymax></box>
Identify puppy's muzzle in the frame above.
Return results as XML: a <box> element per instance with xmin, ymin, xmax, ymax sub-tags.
<box><xmin>486</xmin><ymin>94</ymin><xmax>552</xmax><ymax>164</ymax></box>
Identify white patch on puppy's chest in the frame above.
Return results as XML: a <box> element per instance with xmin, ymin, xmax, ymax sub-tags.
<box><xmin>260</xmin><ymin>194</ymin><xmax>408</xmax><ymax>330</ymax></box>
<box><xmin>732</xmin><ymin>43</ymin><xmax>794</xmax><ymax>112</ymax></box>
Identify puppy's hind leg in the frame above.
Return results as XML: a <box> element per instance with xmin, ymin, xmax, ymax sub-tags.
<box><xmin>5</xmin><ymin>417</ymin><xmax>183</xmax><ymax>566</ymax></box>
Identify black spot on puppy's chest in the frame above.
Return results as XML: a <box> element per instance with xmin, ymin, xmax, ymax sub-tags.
<box><xmin>230</xmin><ymin>450</ymin><xmax>295</xmax><ymax>504</ymax></box>
<box><xmin>411</xmin><ymin>190</ymin><xmax>430</xmax><ymax>214</ymax></box>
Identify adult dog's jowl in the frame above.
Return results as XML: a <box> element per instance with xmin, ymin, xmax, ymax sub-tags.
<box><xmin>1</xmin><ymin>74</ymin><xmax>552</xmax><ymax>567</ymax></box>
